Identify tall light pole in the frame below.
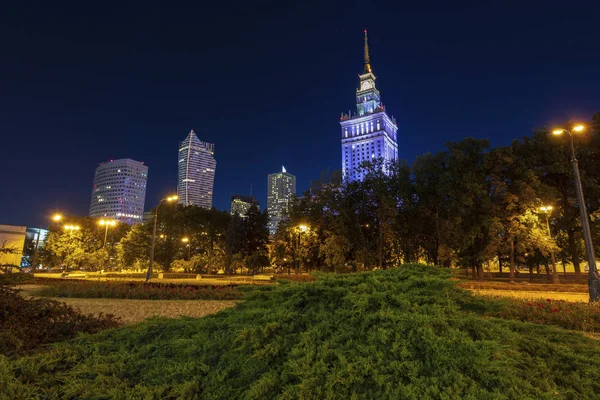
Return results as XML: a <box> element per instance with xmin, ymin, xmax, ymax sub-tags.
<box><xmin>553</xmin><ymin>125</ymin><xmax>599</xmax><ymax>301</ymax></box>
<box><xmin>145</xmin><ymin>195</ymin><xmax>178</xmax><ymax>282</ymax></box>
<box><xmin>181</xmin><ymin>237</ymin><xmax>191</xmax><ymax>260</ymax></box>
<box><xmin>30</xmin><ymin>213</ymin><xmax>62</xmax><ymax>269</ymax></box>
<box><xmin>539</xmin><ymin>206</ymin><xmax>559</xmax><ymax>284</ymax></box>
<box><xmin>98</xmin><ymin>219</ymin><xmax>117</xmax><ymax>247</ymax></box>
<box><xmin>295</xmin><ymin>224</ymin><xmax>309</xmax><ymax>274</ymax></box>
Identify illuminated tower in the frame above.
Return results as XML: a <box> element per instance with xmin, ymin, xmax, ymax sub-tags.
<box><xmin>90</xmin><ymin>159</ymin><xmax>148</xmax><ymax>224</ymax></box>
<box><xmin>177</xmin><ymin>130</ymin><xmax>216</xmax><ymax>209</ymax></box>
<box><xmin>340</xmin><ymin>30</ymin><xmax>398</xmax><ymax>181</ymax></box>
<box><xmin>267</xmin><ymin>166</ymin><xmax>296</xmax><ymax>235</ymax></box>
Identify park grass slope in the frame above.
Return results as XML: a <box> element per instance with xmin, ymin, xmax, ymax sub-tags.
<box><xmin>3</xmin><ymin>264</ymin><xmax>600</xmax><ymax>399</ymax></box>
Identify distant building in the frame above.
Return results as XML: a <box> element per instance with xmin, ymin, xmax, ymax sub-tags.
<box><xmin>0</xmin><ymin>225</ymin><xmax>26</xmax><ymax>270</ymax></box>
<box><xmin>177</xmin><ymin>130</ymin><xmax>216</xmax><ymax>209</ymax></box>
<box><xmin>26</xmin><ymin>227</ymin><xmax>49</xmax><ymax>250</ymax></box>
<box><xmin>340</xmin><ymin>30</ymin><xmax>398</xmax><ymax>182</ymax></box>
<box><xmin>89</xmin><ymin>159</ymin><xmax>148</xmax><ymax>224</ymax></box>
<box><xmin>267</xmin><ymin>166</ymin><xmax>296</xmax><ymax>235</ymax></box>
<box><xmin>230</xmin><ymin>195</ymin><xmax>259</xmax><ymax>218</ymax></box>
<box><xmin>143</xmin><ymin>211</ymin><xmax>154</xmax><ymax>224</ymax></box>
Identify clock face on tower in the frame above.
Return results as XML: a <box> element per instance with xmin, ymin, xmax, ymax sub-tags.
<box><xmin>361</xmin><ymin>80</ymin><xmax>373</xmax><ymax>90</ymax></box>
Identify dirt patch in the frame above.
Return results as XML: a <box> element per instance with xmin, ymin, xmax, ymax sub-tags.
<box><xmin>471</xmin><ymin>289</ymin><xmax>588</xmax><ymax>303</ymax></box>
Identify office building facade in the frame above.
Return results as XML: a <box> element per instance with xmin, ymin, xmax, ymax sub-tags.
<box><xmin>267</xmin><ymin>166</ymin><xmax>296</xmax><ymax>234</ymax></box>
<box><xmin>340</xmin><ymin>30</ymin><xmax>398</xmax><ymax>182</ymax></box>
<box><xmin>230</xmin><ymin>195</ymin><xmax>259</xmax><ymax>218</ymax></box>
<box><xmin>177</xmin><ymin>130</ymin><xmax>216</xmax><ymax>209</ymax></box>
<box><xmin>89</xmin><ymin>159</ymin><xmax>148</xmax><ymax>224</ymax></box>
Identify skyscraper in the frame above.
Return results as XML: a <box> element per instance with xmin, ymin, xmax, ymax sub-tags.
<box><xmin>89</xmin><ymin>159</ymin><xmax>148</xmax><ymax>224</ymax></box>
<box><xmin>230</xmin><ymin>195</ymin><xmax>259</xmax><ymax>218</ymax></box>
<box><xmin>267</xmin><ymin>166</ymin><xmax>296</xmax><ymax>235</ymax></box>
<box><xmin>340</xmin><ymin>30</ymin><xmax>398</xmax><ymax>182</ymax></box>
<box><xmin>177</xmin><ymin>130</ymin><xmax>216</xmax><ymax>209</ymax></box>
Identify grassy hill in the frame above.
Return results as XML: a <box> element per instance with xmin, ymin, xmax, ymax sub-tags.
<box><xmin>2</xmin><ymin>264</ymin><xmax>600</xmax><ymax>399</ymax></box>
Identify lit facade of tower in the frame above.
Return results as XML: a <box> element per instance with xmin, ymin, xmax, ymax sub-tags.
<box><xmin>267</xmin><ymin>166</ymin><xmax>296</xmax><ymax>235</ymax></box>
<box><xmin>340</xmin><ymin>30</ymin><xmax>398</xmax><ymax>182</ymax></box>
<box><xmin>230</xmin><ymin>195</ymin><xmax>259</xmax><ymax>218</ymax></box>
<box><xmin>89</xmin><ymin>159</ymin><xmax>148</xmax><ymax>224</ymax></box>
<box><xmin>177</xmin><ymin>130</ymin><xmax>216</xmax><ymax>209</ymax></box>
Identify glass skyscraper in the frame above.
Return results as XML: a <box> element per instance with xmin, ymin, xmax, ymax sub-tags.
<box><xmin>267</xmin><ymin>166</ymin><xmax>296</xmax><ymax>235</ymax></box>
<box><xmin>340</xmin><ymin>30</ymin><xmax>398</xmax><ymax>182</ymax></box>
<box><xmin>177</xmin><ymin>130</ymin><xmax>216</xmax><ymax>209</ymax></box>
<box><xmin>89</xmin><ymin>158</ymin><xmax>148</xmax><ymax>224</ymax></box>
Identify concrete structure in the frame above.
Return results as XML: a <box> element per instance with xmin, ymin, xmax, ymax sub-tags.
<box><xmin>230</xmin><ymin>195</ymin><xmax>259</xmax><ymax>218</ymax></box>
<box><xmin>177</xmin><ymin>130</ymin><xmax>216</xmax><ymax>209</ymax></box>
<box><xmin>0</xmin><ymin>225</ymin><xmax>26</xmax><ymax>270</ymax></box>
<box><xmin>267</xmin><ymin>166</ymin><xmax>296</xmax><ymax>234</ymax></box>
<box><xmin>89</xmin><ymin>159</ymin><xmax>148</xmax><ymax>224</ymax></box>
<box><xmin>340</xmin><ymin>30</ymin><xmax>398</xmax><ymax>182</ymax></box>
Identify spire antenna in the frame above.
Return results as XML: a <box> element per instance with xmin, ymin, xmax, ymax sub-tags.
<box><xmin>363</xmin><ymin>29</ymin><xmax>372</xmax><ymax>74</ymax></box>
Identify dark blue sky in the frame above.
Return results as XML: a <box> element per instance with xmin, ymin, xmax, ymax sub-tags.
<box><xmin>1</xmin><ymin>0</ymin><xmax>599</xmax><ymax>227</ymax></box>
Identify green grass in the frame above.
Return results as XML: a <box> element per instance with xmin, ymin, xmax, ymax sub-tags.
<box><xmin>3</xmin><ymin>264</ymin><xmax>600</xmax><ymax>399</ymax></box>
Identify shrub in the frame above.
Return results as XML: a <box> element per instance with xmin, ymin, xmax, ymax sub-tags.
<box><xmin>33</xmin><ymin>280</ymin><xmax>242</xmax><ymax>300</ymax></box>
<box><xmin>273</xmin><ymin>273</ymin><xmax>316</xmax><ymax>282</ymax></box>
<box><xmin>4</xmin><ymin>264</ymin><xmax>600</xmax><ymax>398</ymax></box>
<box><xmin>492</xmin><ymin>297</ymin><xmax>600</xmax><ymax>332</ymax></box>
<box><xmin>0</xmin><ymin>272</ymin><xmax>34</xmax><ymax>285</ymax></box>
<box><xmin>0</xmin><ymin>285</ymin><xmax>121</xmax><ymax>356</ymax></box>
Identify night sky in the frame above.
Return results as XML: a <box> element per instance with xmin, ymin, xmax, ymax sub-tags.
<box><xmin>2</xmin><ymin>1</ymin><xmax>599</xmax><ymax>228</ymax></box>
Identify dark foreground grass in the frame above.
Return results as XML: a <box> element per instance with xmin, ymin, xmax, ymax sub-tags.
<box><xmin>3</xmin><ymin>264</ymin><xmax>600</xmax><ymax>399</ymax></box>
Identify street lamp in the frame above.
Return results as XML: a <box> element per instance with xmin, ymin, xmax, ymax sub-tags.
<box><xmin>31</xmin><ymin>213</ymin><xmax>63</xmax><ymax>269</ymax></box>
<box><xmin>294</xmin><ymin>224</ymin><xmax>310</xmax><ymax>274</ymax></box>
<box><xmin>539</xmin><ymin>205</ymin><xmax>559</xmax><ymax>284</ymax></box>
<box><xmin>552</xmin><ymin>125</ymin><xmax>599</xmax><ymax>301</ymax></box>
<box><xmin>146</xmin><ymin>195</ymin><xmax>178</xmax><ymax>282</ymax></box>
<box><xmin>181</xmin><ymin>237</ymin><xmax>191</xmax><ymax>260</ymax></box>
<box><xmin>98</xmin><ymin>219</ymin><xmax>117</xmax><ymax>247</ymax></box>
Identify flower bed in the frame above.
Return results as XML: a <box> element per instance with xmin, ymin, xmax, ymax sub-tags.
<box><xmin>33</xmin><ymin>280</ymin><xmax>242</xmax><ymax>300</ymax></box>
<box><xmin>492</xmin><ymin>297</ymin><xmax>600</xmax><ymax>332</ymax></box>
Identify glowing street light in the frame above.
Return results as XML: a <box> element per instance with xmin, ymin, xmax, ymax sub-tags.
<box><xmin>293</xmin><ymin>224</ymin><xmax>310</xmax><ymax>274</ymax></box>
<box><xmin>552</xmin><ymin>124</ymin><xmax>598</xmax><ymax>300</ymax></box>
<box><xmin>181</xmin><ymin>237</ymin><xmax>191</xmax><ymax>260</ymax></box>
<box><xmin>146</xmin><ymin>194</ymin><xmax>178</xmax><ymax>282</ymax></box>
<box><xmin>99</xmin><ymin>219</ymin><xmax>117</xmax><ymax>247</ymax></box>
<box><xmin>539</xmin><ymin>205</ymin><xmax>559</xmax><ymax>284</ymax></box>
<box><xmin>52</xmin><ymin>214</ymin><xmax>62</xmax><ymax>222</ymax></box>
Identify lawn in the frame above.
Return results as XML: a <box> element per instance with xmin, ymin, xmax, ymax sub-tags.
<box><xmin>3</xmin><ymin>264</ymin><xmax>600</xmax><ymax>399</ymax></box>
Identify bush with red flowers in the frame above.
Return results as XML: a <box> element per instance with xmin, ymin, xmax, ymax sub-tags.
<box><xmin>32</xmin><ymin>280</ymin><xmax>242</xmax><ymax>300</ymax></box>
<box><xmin>492</xmin><ymin>297</ymin><xmax>600</xmax><ymax>332</ymax></box>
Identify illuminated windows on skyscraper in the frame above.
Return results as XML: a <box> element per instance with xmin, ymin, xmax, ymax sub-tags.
<box><xmin>267</xmin><ymin>166</ymin><xmax>296</xmax><ymax>235</ymax></box>
<box><xmin>340</xmin><ymin>30</ymin><xmax>398</xmax><ymax>182</ymax></box>
<box><xmin>89</xmin><ymin>159</ymin><xmax>148</xmax><ymax>225</ymax></box>
<box><xmin>177</xmin><ymin>130</ymin><xmax>216</xmax><ymax>209</ymax></box>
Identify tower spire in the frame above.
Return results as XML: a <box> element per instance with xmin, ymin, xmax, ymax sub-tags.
<box><xmin>363</xmin><ymin>29</ymin><xmax>372</xmax><ymax>74</ymax></box>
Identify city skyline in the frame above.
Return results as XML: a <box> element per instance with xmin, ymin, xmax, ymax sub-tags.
<box><xmin>2</xmin><ymin>2</ymin><xmax>599</xmax><ymax>228</ymax></box>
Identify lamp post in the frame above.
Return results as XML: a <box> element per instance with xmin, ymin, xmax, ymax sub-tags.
<box><xmin>30</xmin><ymin>213</ymin><xmax>62</xmax><ymax>269</ymax></box>
<box><xmin>295</xmin><ymin>224</ymin><xmax>309</xmax><ymax>274</ymax></box>
<box><xmin>539</xmin><ymin>206</ymin><xmax>559</xmax><ymax>284</ymax></box>
<box><xmin>553</xmin><ymin>125</ymin><xmax>599</xmax><ymax>301</ymax></box>
<box><xmin>181</xmin><ymin>237</ymin><xmax>191</xmax><ymax>260</ymax></box>
<box><xmin>145</xmin><ymin>195</ymin><xmax>178</xmax><ymax>282</ymax></box>
<box><xmin>98</xmin><ymin>219</ymin><xmax>117</xmax><ymax>247</ymax></box>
